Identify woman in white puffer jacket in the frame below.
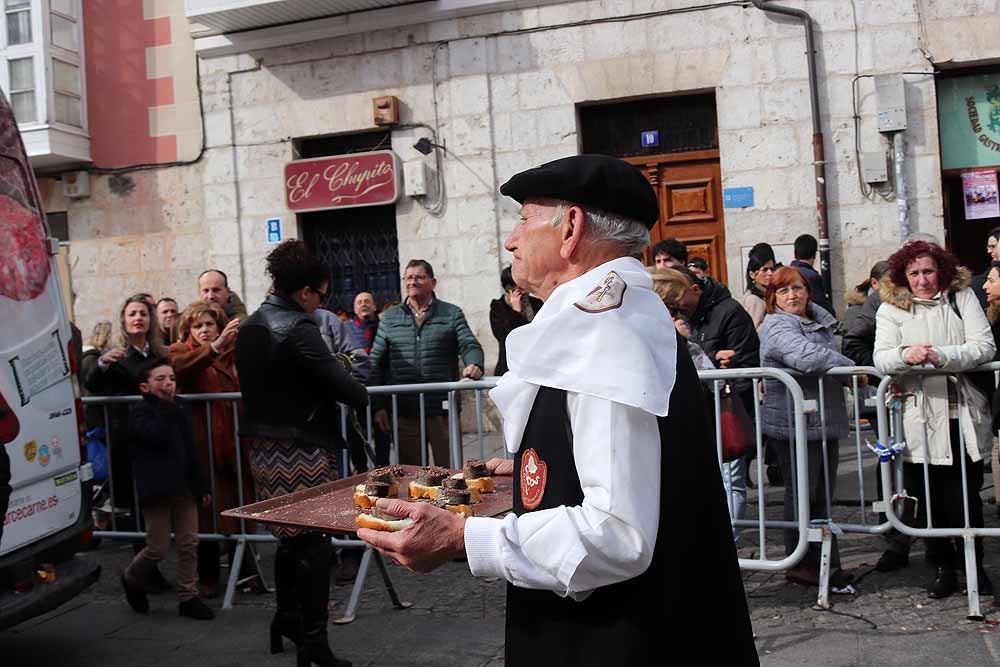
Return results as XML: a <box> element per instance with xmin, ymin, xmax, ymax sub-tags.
<box><xmin>874</xmin><ymin>240</ymin><xmax>996</xmax><ymax>599</ymax></box>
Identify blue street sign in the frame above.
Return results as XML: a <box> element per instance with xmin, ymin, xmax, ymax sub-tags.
<box><xmin>641</xmin><ymin>130</ymin><xmax>659</xmax><ymax>148</ymax></box>
<box><xmin>266</xmin><ymin>217</ymin><xmax>282</xmax><ymax>243</ymax></box>
<box><xmin>723</xmin><ymin>187</ymin><xmax>754</xmax><ymax>209</ymax></box>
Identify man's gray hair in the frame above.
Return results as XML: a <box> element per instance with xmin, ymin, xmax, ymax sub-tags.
<box><xmin>546</xmin><ymin>201</ymin><xmax>650</xmax><ymax>255</ymax></box>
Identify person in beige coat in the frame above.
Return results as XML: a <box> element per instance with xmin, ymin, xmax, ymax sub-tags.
<box><xmin>874</xmin><ymin>240</ymin><xmax>995</xmax><ymax>599</ymax></box>
<box><xmin>739</xmin><ymin>243</ymin><xmax>776</xmax><ymax>331</ymax></box>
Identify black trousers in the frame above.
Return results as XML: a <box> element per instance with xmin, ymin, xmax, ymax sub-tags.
<box><xmin>903</xmin><ymin>420</ymin><xmax>985</xmax><ymax>569</ymax></box>
<box><xmin>775</xmin><ymin>437</ymin><xmax>841</xmax><ymax>568</ymax></box>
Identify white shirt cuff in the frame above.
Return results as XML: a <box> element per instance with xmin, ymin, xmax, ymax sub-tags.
<box><xmin>464</xmin><ymin>516</ymin><xmax>506</xmax><ymax>579</ymax></box>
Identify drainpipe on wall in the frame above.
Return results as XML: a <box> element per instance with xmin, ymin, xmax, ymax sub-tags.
<box><xmin>892</xmin><ymin>131</ymin><xmax>909</xmax><ymax>240</ymax></box>
<box><xmin>226</xmin><ymin>60</ymin><xmax>263</xmax><ymax>302</ymax></box>
<box><xmin>750</xmin><ymin>0</ymin><xmax>833</xmax><ymax>306</ymax></box>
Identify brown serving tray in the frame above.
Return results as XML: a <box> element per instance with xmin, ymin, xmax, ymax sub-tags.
<box><xmin>222</xmin><ymin>465</ymin><xmax>513</xmax><ymax>534</ymax></box>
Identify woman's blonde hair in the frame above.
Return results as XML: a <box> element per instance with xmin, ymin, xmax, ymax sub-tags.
<box><xmin>116</xmin><ymin>295</ymin><xmax>164</xmax><ymax>353</ymax></box>
<box><xmin>176</xmin><ymin>301</ymin><xmax>228</xmax><ymax>344</ymax></box>
<box><xmin>86</xmin><ymin>320</ymin><xmax>113</xmax><ymax>350</ymax></box>
<box><xmin>648</xmin><ymin>268</ymin><xmax>692</xmax><ymax>311</ymax></box>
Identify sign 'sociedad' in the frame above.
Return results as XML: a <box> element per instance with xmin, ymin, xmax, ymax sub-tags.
<box><xmin>284</xmin><ymin>150</ymin><xmax>402</xmax><ymax>212</ymax></box>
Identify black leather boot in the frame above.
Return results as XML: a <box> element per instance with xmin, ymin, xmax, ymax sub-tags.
<box><xmin>928</xmin><ymin>567</ymin><xmax>958</xmax><ymax>599</ymax></box>
<box><xmin>270</xmin><ymin>538</ymin><xmax>300</xmax><ymax>654</ymax></box>
<box><xmin>294</xmin><ymin>533</ymin><xmax>351</xmax><ymax>667</ymax></box>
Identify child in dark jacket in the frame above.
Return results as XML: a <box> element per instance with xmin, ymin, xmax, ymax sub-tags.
<box><xmin>120</xmin><ymin>360</ymin><xmax>214</xmax><ymax>620</ymax></box>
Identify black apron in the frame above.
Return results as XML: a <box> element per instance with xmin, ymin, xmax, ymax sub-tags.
<box><xmin>505</xmin><ymin>332</ymin><xmax>758</xmax><ymax>666</ymax></box>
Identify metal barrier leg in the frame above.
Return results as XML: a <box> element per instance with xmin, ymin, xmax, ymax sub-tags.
<box><xmin>964</xmin><ymin>535</ymin><xmax>982</xmax><ymax>620</ymax></box>
<box><xmin>222</xmin><ymin>536</ymin><xmax>247</xmax><ymax>611</ymax></box>
<box><xmin>816</xmin><ymin>526</ymin><xmax>832</xmax><ymax>610</ymax></box>
<box><xmin>334</xmin><ymin>546</ymin><xmax>373</xmax><ymax>624</ymax></box>
<box><xmin>248</xmin><ymin>542</ymin><xmax>274</xmax><ymax>593</ymax></box>
<box><xmin>372</xmin><ymin>549</ymin><xmax>412</xmax><ymax>611</ymax></box>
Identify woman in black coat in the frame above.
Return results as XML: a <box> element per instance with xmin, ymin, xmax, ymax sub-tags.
<box><xmin>236</xmin><ymin>241</ymin><xmax>368</xmax><ymax>667</ymax></box>
<box><xmin>490</xmin><ymin>266</ymin><xmax>543</xmax><ymax>376</ymax></box>
<box><xmin>84</xmin><ymin>297</ymin><xmax>167</xmax><ymax>501</ymax></box>
<box><xmin>84</xmin><ymin>295</ymin><xmax>170</xmax><ymax>586</ymax></box>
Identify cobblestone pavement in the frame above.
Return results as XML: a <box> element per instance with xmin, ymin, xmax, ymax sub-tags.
<box><xmin>6</xmin><ymin>438</ymin><xmax>1000</xmax><ymax>665</ymax></box>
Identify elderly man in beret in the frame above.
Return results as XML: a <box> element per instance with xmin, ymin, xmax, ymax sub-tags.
<box><xmin>358</xmin><ymin>155</ymin><xmax>757</xmax><ymax>665</ymax></box>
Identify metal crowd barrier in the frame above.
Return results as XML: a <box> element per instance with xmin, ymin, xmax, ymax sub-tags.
<box><xmin>85</xmin><ymin>365</ymin><xmax>1000</xmax><ymax>620</ymax></box>
<box><xmin>875</xmin><ymin>363</ymin><xmax>1000</xmax><ymax>620</ymax></box>
<box><xmin>81</xmin><ymin>379</ymin><xmax>500</xmax><ymax>618</ymax></box>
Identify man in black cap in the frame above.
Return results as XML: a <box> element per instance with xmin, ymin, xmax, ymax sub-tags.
<box><xmin>358</xmin><ymin>155</ymin><xmax>757</xmax><ymax>665</ymax></box>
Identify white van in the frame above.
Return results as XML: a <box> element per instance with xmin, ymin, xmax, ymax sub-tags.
<box><xmin>0</xmin><ymin>91</ymin><xmax>98</xmax><ymax>630</ymax></box>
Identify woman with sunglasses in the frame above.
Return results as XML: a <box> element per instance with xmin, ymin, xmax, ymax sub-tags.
<box><xmin>739</xmin><ymin>243</ymin><xmax>777</xmax><ymax>331</ymax></box>
<box><xmin>236</xmin><ymin>240</ymin><xmax>368</xmax><ymax>667</ymax></box>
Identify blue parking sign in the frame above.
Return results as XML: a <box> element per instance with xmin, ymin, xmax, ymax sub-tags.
<box><xmin>266</xmin><ymin>218</ymin><xmax>281</xmax><ymax>244</ymax></box>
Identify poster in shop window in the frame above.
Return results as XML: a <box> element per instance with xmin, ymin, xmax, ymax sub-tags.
<box><xmin>961</xmin><ymin>170</ymin><xmax>1000</xmax><ymax>220</ymax></box>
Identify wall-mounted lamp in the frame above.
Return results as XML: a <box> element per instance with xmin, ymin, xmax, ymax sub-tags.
<box><xmin>413</xmin><ymin>137</ymin><xmax>444</xmax><ymax>155</ymax></box>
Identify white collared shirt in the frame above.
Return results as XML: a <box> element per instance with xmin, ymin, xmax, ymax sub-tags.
<box><xmin>463</xmin><ymin>257</ymin><xmax>675</xmax><ymax>599</ymax></box>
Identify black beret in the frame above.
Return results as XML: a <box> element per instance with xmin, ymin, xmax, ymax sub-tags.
<box><xmin>499</xmin><ymin>154</ymin><xmax>659</xmax><ymax>228</ymax></box>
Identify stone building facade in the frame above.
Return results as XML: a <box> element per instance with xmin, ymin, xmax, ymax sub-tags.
<box><xmin>32</xmin><ymin>0</ymin><xmax>1000</xmax><ymax>374</ymax></box>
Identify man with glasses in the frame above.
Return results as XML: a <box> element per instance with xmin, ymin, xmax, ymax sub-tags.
<box><xmin>369</xmin><ymin>260</ymin><xmax>484</xmax><ymax>466</ymax></box>
<box><xmin>971</xmin><ymin>225</ymin><xmax>1000</xmax><ymax>308</ymax></box>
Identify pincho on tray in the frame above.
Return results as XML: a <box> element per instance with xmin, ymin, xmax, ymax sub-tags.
<box><xmin>222</xmin><ymin>461</ymin><xmax>512</xmax><ymax>535</ymax></box>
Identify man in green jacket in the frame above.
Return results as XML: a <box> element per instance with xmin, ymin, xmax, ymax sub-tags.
<box><xmin>371</xmin><ymin>259</ymin><xmax>485</xmax><ymax>466</ymax></box>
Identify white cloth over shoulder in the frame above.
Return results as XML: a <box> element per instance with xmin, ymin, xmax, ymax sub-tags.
<box><xmin>464</xmin><ymin>256</ymin><xmax>678</xmax><ymax>599</ymax></box>
<box><xmin>489</xmin><ymin>256</ymin><xmax>678</xmax><ymax>454</ymax></box>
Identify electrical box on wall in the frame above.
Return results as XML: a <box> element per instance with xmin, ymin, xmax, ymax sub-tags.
<box><xmin>62</xmin><ymin>171</ymin><xmax>90</xmax><ymax>198</ymax></box>
<box><xmin>861</xmin><ymin>151</ymin><xmax>889</xmax><ymax>183</ymax></box>
<box><xmin>404</xmin><ymin>160</ymin><xmax>435</xmax><ymax>198</ymax></box>
<box><xmin>372</xmin><ymin>96</ymin><xmax>399</xmax><ymax>126</ymax></box>
<box><xmin>875</xmin><ymin>74</ymin><xmax>907</xmax><ymax>132</ymax></box>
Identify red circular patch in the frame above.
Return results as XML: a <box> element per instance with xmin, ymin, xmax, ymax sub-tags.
<box><xmin>519</xmin><ymin>448</ymin><xmax>547</xmax><ymax>511</ymax></box>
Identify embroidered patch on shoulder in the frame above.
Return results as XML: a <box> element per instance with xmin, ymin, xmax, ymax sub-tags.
<box><xmin>520</xmin><ymin>448</ymin><xmax>548</xmax><ymax>510</ymax></box>
<box><xmin>574</xmin><ymin>270</ymin><xmax>627</xmax><ymax>314</ymax></box>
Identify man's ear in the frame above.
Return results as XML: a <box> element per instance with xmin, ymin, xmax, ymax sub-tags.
<box><xmin>558</xmin><ymin>205</ymin><xmax>586</xmax><ymax>260</ymax></box>
<box><xmin>291</xmin><ymin>285</ymin><xmax>310</xmax><ymax>307</ymax></box>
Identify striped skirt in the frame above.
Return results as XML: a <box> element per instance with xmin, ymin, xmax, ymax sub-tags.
<box><xmin>247</xmin><ymin>437</ymin><xmax>340</xmax><ymax>538</ymax></box>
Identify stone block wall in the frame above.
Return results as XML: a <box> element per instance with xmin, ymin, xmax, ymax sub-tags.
<box><xmin>54</xmin><ymin>0</ymin><xmax>1000</xmax><ymax>370</ymax></box>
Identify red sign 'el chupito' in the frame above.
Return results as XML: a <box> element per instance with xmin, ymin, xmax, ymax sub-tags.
<box><xmin>284</xmin><ymin>150</ymin><xmax>401</xmax><ymax>212</ymax></box>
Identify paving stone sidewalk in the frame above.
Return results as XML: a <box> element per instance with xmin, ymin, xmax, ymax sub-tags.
<box><xmin>6</xmin><ymin>435</ymin><xmax>1000</xmax><ymax>665</ymax></box>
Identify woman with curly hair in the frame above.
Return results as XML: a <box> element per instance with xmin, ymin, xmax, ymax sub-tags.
<box><xmin>874</xmin><ymin>240</ymin><xmax>996</xmax><ymax>599</ymax></box>
<box><xmin>168</xmin><ymin>300</ymin><xmax>254</xmax><ymax>597</ymax></box>
<box><xmin>236</xmin><ymin>240</ymin><xmax>368</xmax><ymax>667</ymax></box>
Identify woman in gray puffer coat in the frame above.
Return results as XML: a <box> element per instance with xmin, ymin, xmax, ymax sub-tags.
<box><xmin>760</xmin><ymin>266</ymin><xmax>857</xmax><ymax>588</ymax></box>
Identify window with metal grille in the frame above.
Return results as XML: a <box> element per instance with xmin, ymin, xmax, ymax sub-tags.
<box><xmin>579</xmin><ymin>93</ymin><xmax>718</xmax><ymax>158</ymax></box>
<box><xmin>297</xmin><ymin>130</ymin><xmax>401</xmax><ymax>315</ymax></box>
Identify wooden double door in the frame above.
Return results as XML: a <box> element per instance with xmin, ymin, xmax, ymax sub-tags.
<box><xmin>627</xmin><ymin>149</ymin><xmax>727</xmax><ymax>284</ymax></box>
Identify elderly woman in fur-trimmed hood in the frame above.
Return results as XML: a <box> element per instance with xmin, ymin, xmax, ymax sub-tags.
<box><xmin>874</xmin><ymin>240</ymin><xmax>995</xmax><ymax>599</ymax></box>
